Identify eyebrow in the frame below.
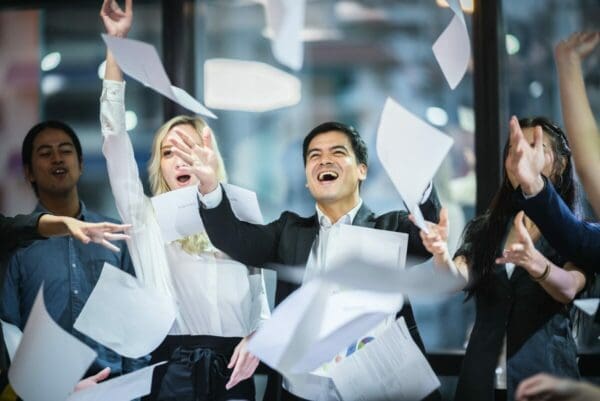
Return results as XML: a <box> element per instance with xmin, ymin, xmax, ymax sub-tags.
<box><xmin>307</xmin><ymin>145</ymin><xmax>349</xmax><ymax>155</ymax></box>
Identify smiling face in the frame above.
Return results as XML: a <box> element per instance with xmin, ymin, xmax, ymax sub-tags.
<box><xmin>25</xmin><ymin>128</ymin><xmax>82</xmax><ymax>198</ymax></box>
<box><xmin>305</xmin><ymin>130</ymin><xmax>367</xmax><ymax>208</ymax></box>
<box><xmin>159</xmin><ymin>123</ymin><xmax>204</xmax><ymax>191</ymax></box>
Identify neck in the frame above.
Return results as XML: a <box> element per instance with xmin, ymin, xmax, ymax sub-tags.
<box><xmin>317</xmin><ymin>194</ymin><xmax>360</xmax><ymax>224</ymax></box>
<box><xmin>37</xmin><ymin>190</ymin><xmax>81</xmax><ymax>217</ymax></box>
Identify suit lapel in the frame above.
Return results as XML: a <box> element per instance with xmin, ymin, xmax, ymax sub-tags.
<box><xmin>293</xmin><ymin>214</ymin><xmax>319</xmax><ymax>266</ymax></box>
<box><xmin>352</xmin><ymin>203</ymin><xmax>376</xmax><ymax>228</ymax></box>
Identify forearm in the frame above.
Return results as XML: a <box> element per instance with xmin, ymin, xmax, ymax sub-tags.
<box><xmin>36</xmin><ymin>214</ymin><xmax>72</xmax><ymax>237</ymax></box>
<box><xmin>0</xmin><ymin>213</ymin><xmax>45</xmax><ymax>254</ymax></box>
<box><xmin>531</xmin><ymin>260</ymin><xmax>585</xmax><ymax>304</ymax></box>
<box><xmin>556</xmin><ymin>55</ymin><xmax>600</xmax><ymax>214</ymax></box>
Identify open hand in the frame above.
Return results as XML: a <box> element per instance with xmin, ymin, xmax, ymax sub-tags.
<box><xmin>225</xmin><ymin>335</ymin><xmax>260</xmax><ymax>390</ymax></box>
<box><xmin>65</xmin><ymin>218</ymin><xmax>130</xmax><ymax>252</ymax></box>
<box><xmin>100</xmin><ymin>0</ymin><xmax>133</xmax><ymax>38</ymax></box>
<box><xmin>505</xmin><ymin>116</ymin><xmax>545</xmax><ymax>196</ymax></box>
<box><xmin>555</xmin><ymin>31</ymin><xmax>600</xmax><ymax>65</ymax></box>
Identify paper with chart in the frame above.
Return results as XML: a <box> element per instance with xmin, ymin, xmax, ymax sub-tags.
<box><xmin>264</xmin><ymin>0</ymin><xmax>306</xmax><ymax>70</ymax></box>
<box><xmin>151</xmin><ymin>183</ymin><xmax>264</xmax><ymax>242</ymax></box>
<box><xmin>376</xmin><ymin>97</ymin><xmax>454</xmax><ymax>232</ymax></box>
<box><xmin>331</xmin><ymin>317</ymin><xmax>440</xmax><ymax>401</ymax></box>
<box><xmin>432</xmin><ymin>0</ymin><xmax>471</xmax><ymax>89</ymax></box>
<box><xmin>74</xmin><ymin>263</ymin><xmax>176</xmax><ymax>358</ymax></box>
<box><xmin>9</xmin><ymin>287</ymin><xmax>97</xmax><ymax>401</ymax></box>
<box><xmin>102</xmin><ymin>34</ymin><xmax>216</xmax><ymax>119</ymax></box>
<box><xmin>67</xmin><ymin>362</ymin><xmax>166</xmax><ymax>401</ymax></box>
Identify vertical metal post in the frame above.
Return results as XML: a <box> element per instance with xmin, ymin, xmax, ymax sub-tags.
<box><xmin>472</xmin><ymin>0</ymin><xmax>509</xmax><ymax>214</ymax></box>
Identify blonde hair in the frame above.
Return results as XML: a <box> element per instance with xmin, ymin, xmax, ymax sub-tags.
<box><xmin>148</xmin><ymin>115</ymin><xmax>228</xmax><ymax>254</ymax></box>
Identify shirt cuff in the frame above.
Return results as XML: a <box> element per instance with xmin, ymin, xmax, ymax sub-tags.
<box><xmin>198</xmin><ymin>184</ymin><xmax>223</xmax><ymax>209</ymax></box>
<box><xmin>420</xmin><ymin>182</ymin><xmax>433</xmax><ymax>204</ymax></box>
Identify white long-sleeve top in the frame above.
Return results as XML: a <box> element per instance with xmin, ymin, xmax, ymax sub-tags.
<box><xmin>100</xmin><ymin>79</ymin><xmax>270</xmax><ymax>336</ymax></box>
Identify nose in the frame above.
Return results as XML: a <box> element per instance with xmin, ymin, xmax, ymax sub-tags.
<box><xmin>174</xmin><ymin>154</ymin><xmax>189</xmax><ymax>169</ymax></box>
<box><xmin>50</xmin><ymin>150</ymin><xmax>64</xmax><ymax>164</ymax></box>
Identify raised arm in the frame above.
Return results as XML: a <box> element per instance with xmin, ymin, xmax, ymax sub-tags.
<box><xmin>555</xmin><ymin>32</ymin><xmax>600</xmax><ymax>215</ymax></box>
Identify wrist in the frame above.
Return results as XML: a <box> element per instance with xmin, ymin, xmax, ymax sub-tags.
<box><xmin>522</xmin><ymin>175</ymin><xmax>545</xmax><ymax>197</ymax></box>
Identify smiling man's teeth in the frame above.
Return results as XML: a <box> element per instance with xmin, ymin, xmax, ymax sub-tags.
<box><xmin>318</xmin><ymin>171</ymin><xmax>338</xmax><ymax>181</ymax></box>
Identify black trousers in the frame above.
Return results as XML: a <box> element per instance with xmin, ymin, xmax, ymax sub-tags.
<box><xmin>144</xmin><ymin>335</ymin><xmax>255</xmax><ymax>401</ymax></box>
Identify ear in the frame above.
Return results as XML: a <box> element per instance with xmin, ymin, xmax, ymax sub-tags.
<box><xmin>358</xmin><ymin>163</ymin><xmax>367</xmax><ymax>181</ymax></box>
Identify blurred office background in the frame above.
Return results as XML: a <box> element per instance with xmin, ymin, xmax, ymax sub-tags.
<box><xmin>0</xmin><ymin>0</ymin><xmax>598</xmax><ymax>399</ymax></box>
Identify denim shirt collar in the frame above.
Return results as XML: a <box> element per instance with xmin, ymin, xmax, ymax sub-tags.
<box><xmin>34</xmin><ymin>201</ymin><xmax>88</xmax><ymax>221</ymax></box>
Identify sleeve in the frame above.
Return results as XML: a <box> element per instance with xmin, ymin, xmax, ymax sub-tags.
<box><xmin>0</xmin><ymin>213</ymin><xmax>45</xmax><ymax>259</ymax></box>
<box><xmin>0</xmin><ymin>254</ymin><xmax>24</xmax><ymax>329</ymax></box>
<box><xmin>247</xmin><ymin>267</ymin><xmax>271</xmax><ymax>332</ymax></box>
<box><xmin>199</xmin><ymin>188</ymin><xmax>286</xmax><ymax>267</ymax></box>
<box><xmin>520</xmin><ymin>178</ymin><xmax>600</xmax><ymax>273</ymax></box>
<box><xmin>100</xmin><ymin>80</ymin><xmax>175</xmax><ymax>296</ymax></box>
<box><xmin>122</xmin><ymin>353</ymin><xmax>150</xmax><ymax>374</ymax></box>
<box><xmin>403</xmin><ymin>185</ymin><xmax>442</xmax><ymax>257</ymax></box>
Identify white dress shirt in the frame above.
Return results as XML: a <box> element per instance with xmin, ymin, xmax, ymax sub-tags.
<box><xmin>100</xmin><ymin>80</ymin><xmax>270</xmax><ymax>337</ymax></box>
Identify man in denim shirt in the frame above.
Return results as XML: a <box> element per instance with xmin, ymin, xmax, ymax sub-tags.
<box><xmin>0</xmin><ymin>120</ymin><xmax>147</xmax><ymax>377</ymax></box>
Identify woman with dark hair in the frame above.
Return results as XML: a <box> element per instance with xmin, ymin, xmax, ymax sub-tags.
<box><xmin>417</xmin><ymin>116</ymin><xmax>587</xmax><ymax>401</ymax></box>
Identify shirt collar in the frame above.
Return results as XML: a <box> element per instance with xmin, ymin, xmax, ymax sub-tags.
<box><xmin>34</xmin><ymin>201</ymin><xmax>87</xmax><ymax>221</ymax></box>
<box><xmin>315</xmin><ymin>199</ymin><xmax>363</xmax><ymax>229</ymax></box>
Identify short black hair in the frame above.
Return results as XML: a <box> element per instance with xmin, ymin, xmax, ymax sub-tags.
<box><xmin>21</xmin><ymin>120</ymin><xmax>83</xmax><ymax>194</ymax></box>
<box><xmin>302</xmin><ymin>122</ymin><xmax>368</xmax><ymax>166</ymax></box>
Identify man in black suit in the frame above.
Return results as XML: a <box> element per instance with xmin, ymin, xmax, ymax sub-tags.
<box><xmin>171</xmin><ymin>121</ymin><xmax>441</xmax><ymax>400</ymax></box>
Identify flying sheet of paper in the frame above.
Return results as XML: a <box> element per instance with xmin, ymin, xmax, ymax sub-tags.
<box><xmin>101</xmin><ymin>34</ymin><xmax>216</xmax><ymax>119</ymax></box>
<box><xmin>331</xmin><ymin>317</ymin><xmax>440</xmax><ymax>401</ymax></box>
<box><xmin>327</xmin><ymin>225</ymin><xmax>408</xmax><ymax>271</ymax></box>
<box><xmin>376</xmin><ymin>97</ymin><xmax>454</xmax><ymax>231</ymax></box>
<box><xmin>1</xmin><ymin>320</ymin><xmax>22</xmax><ymax>362</ymax></box>
<box><xmin>574</xmin><ymin>298</ymin><xmax>600</xmax><ymax>317</ymax></box>
<box><xmin>73</xmin><ymin>263</ymin><xmax>176</xmax><ymax>358</ymax></box>
<box><xmin>264</xmin><ymin>0</ymin><xmax>306</xmax><ymax>70</ymax></box>
<box><xmin>151</xmin><ymin>183</ymin><xmax>264</xmax><ymax>243</ymax></box>
<box><xmin>432</xmin><ymin>0</ymin><xmax>471</xmax><ymax>89</ymax></box>
<box><xmin>248</xmin><ymin>275</ymin><xmax>404</xmax><ymax>375</ymax></box>
<box><xmin>66</xmin><ymin>362</ymin><xmax>165</xmax><ymax>401</ymax></box>
<box><xmin>204</xmin><ymin>58</ymin><xmax>301</xmax><ymax>112</ymax></box>
<box><xmin>321</xmin><ymin>257</ymin><xmax>465</xmax><ymax>300</ymax></box>
<box><xmin>9</xmin><ymin>287</ymin><xmax>97</xmax><ymax>401</ymax></box>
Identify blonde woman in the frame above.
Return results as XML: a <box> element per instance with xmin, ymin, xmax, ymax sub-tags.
<box><xmin>99</xmin><ymin>1</ymin><xmax>270</xmax><ymax>400</ymax></box>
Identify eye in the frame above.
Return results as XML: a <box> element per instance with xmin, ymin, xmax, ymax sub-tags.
<box><xmin>38</xmin><ymin>151</ymin><xmax>51</xmax><ymax>158</ymax></box>
<box><xmin>162</xmin><ymin>149</ymin><xmax>173</xmax><ymax>157</ymax></box>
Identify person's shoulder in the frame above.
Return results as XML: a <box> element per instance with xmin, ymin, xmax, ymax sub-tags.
<box><xmin>279</xmin><ymin>210</ymin><xmax>316</xmax><ymax>227</ymax></box>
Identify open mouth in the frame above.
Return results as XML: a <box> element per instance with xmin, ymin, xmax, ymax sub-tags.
<box><xmin>317</xmin><ymin>171</ymin><xmax>339</xmax><ymax>182</ymax></box>
<box><xmin>176</xmin><ymin>174</ymin><xmax>191</xmax><ymax>184</ymax></box>
<box><xmin>51</xmin><ymin>167</ymin><xmax>67</xmax><ymax>176</ymax></box>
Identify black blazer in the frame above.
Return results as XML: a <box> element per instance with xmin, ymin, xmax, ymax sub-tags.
<box><xmin>200</xmin><ymin>187</ymin><xmax>442</xmax><ymax>401</ymax></box>
<box><xmin>0</xmin><ymin>212</ymin><xmax>44</xmax><ymax>283</ymax></box>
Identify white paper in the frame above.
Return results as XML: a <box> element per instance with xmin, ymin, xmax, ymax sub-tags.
<box><xmin>101</xmin><ymin>34</ymin><xmax>216</xmax><ymax>119</ymax></box>
<box><xmin>151</xmin><ymin>183</ymin><xmax>263</xmax><ymax>243</ymax></box>
<box><xmin>1</xmin><ymin>320</ymin><xmax>22</xmax><ymax>362</ymax></box>
<box><xmin>204</xmin><ymin>58</ymin><xmax>301</xmax><ymax>112</ymax></box>
<box><xmin>248</xmin><ymin>277</ymin><xmax>403</xmax><ymax>375</ymax></box>
<box><xmin>574</xmin><ymin>298</ymin><xmax>600</xmax><ymax>317</ymax></box>
<box><xmin>321</xmin><ymin>257</ymin><xmax>465</xmax><ymax>300</ymax></box>
<box><xmin>327</xmin><ymin>225</ymin><xmax>408</xmax><ymax>271</ymax></box>
<box><xmin>264</xmin><ymin>0</ymin><xmax>306</xmax><ymax>70</ymax></box>
<box><xmin>432</xmin><ymin>0</ymin><xmax>471</xmax><ymax>89</ymax></box>
<box><xmin>66</xmin><ymin>362</ymin><xmax>165</xmax><ymax>401</ymax></box>
<box><xmin>376</xmin><ymin>97</ymin><xmax>454</xmax><ymax>231</ymax></box>
<box><xmin>331</xmin><ymin>317</ymin><xmax>440</xmax><ymax>401</ymax></box>
<box><xmin>74</xmin><ymin>263</ymin><xmax>176</xmax><ymax>358</ymax></box>
<box><xmin>9</xmin><ymin>287</ymin><xmax>97</xmax><ymax>401</ymax></box>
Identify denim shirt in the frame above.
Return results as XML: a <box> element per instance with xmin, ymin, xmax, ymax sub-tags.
<box><xmin>0</xmin><ymin>202</ymin><xmax>148</xmax><ymax>376</ymax></box>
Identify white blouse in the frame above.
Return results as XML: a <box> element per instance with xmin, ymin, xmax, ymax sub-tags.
<box><xmin>100</xmin><ymin>79</ymin><xmax>270</xmax><ymax>337</ymax></box>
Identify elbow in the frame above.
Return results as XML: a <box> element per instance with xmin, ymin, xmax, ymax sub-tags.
<box><xmin>556</xmin><ymin>289</ymin><xmax>577</xmax><ymax>305</ymax></box>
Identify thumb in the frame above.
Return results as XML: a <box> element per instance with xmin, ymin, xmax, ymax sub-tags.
<box><xmin>514</xmin><ymin>211</ymin><xmax>530</xmax><ymax>243</ymax></box>
<box><xmin>202</xmin><ymin>127</ymin><xmax>214</xmax><ymax>150</ymax></box>
<box><xmin>439</xmin><ymin>207</ymin><xmax>449</xmax><ymax>230</ymax></box>
<box><xmin>93</xmin><ymin>367</ymin><xmax>111</xmax><ymax>383</ymax></box>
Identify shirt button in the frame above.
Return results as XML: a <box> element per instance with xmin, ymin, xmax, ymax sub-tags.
<box><xmin>72</xmin><ymin>264</ymin><xmax>76</xmax><ymax>268</ymax></box>
<box><xmin>73</xmin><ymin>290</ymin><xmax>79</xmax><ymax>295</ymax></box>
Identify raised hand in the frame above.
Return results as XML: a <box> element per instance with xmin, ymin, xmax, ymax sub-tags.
<box><xmin>516</xmin><ymin>373</ymin><xmax>600</xmax><ymax>401</ymax></box>
<box><xmin>505</xmin><ymin>115</ymin><xmax>545</xmax><ymax>196</ymax></box>
<box><xmin>412</xmin><ymin>207</ymin><xmax>450</xmax><ymax>265</ymax></box>
<box><xmin>495</xmin><ymin>211</ymin><xmax>546</xmax><ymax>278</ymax></box>
<box><xmin>555</xmin><ymin>31</ymin><xmax>600</xmax><ymax>65</ymax></box>
<box><xmin>64</xmin><ymin>217</ymin><xmax>131</xmax><ymax>253</ymax></box>
<box><xmin>169</xmin><ymin>126</ymin><xmax>221</xmax><ymax>195</ymax></box>
<box><xmin>100</xmin><ymin>0</ymin><xmax>133</xmax><ymax>38</ymax></box>
<box><xmin>225</xmin><ymin>335</ymin><xmax>260</xmax><ymax>390</ymax></box>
